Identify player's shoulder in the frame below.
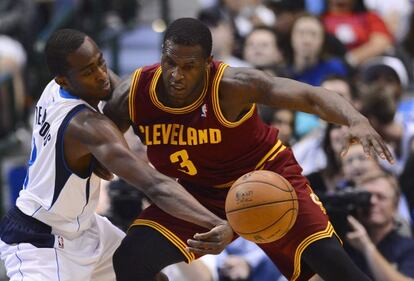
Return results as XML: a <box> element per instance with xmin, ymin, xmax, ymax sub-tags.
<box><xmin>65</xmin><ymin>108</ymin><xmax>117</xmax><ymax>147</ymax></box>
<box><xmin>221</xmin><ymin>65</ymin><xmax>266</xmax><ymax>88</ymax></box>
<box><xmin>67</xmin><ymin>108</ymin><xmax>107</xmax><ymax>134</ymax></box>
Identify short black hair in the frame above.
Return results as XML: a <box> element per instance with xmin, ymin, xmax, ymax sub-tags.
<box><xmin>163</xmin><ymin>18</ymin><xmax>212</xmax><ymax>58</ymax></box>
<box><xmin>45</xmin><ymin>29</ymin><xmax>88</xmax><ymax>76</ymax></box>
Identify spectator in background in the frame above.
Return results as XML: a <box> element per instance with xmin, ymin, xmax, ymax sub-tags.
<box><xmin>287</xmin><ymin>14</ymin><xmax>348</xmax><ymax>138</ymax></box>
<box><xmin>305</xmin><ymin>124</ymin><xmax>349</xmax><ymax>195</ymax></box>
<box><xmin>287</xmin><ymin>14</ymin><xmax>348</xmax><ymax>86</ymax></box>
<box><xmin>402</xmin><ymin>11</ymin><xmax>414</xmax><ymax>74</ymax></box>
<box><xmin>293</xmin><ymin>75</ymin><xmax>357</xmax><ymax>176</ymax></box>
<box><xmin>359</xmin><ymin>83</ymin><xmax>414</xmax><ymax>177</ymax></box>
<box><xmin>322</xmin><ymin>0</ymin><xmax>394</xmax><ymax>66</ymax></box>
<box><xmin>399</xmin><ymin>153</ymin><xmax>414</xmax><ymax>224</ymax></box>
<box><xmin>341</xmin><ymin>144</ymin><xmax>412</xmax><ymax>233</ymax></box>
<box><xmin>269</xmin><ymin>109</ymin><xmax>295</xmax><ymax>146</ymax></box>
<box><xmin>220</xmin><ymin>0</ymin><xmax>275</xmax><ymax>37</ymax></box>
<box><xmin>341</xmin><ymin>143</ymin><xmax>383</xmax><ymax>187</ymax></box>
<box><xmin>206</xmin><ymin>0</ymin><xmax>275</xmax><ymax>57</ymax></box>
<box><xmin>265</xmin><ymin>0</ymin><xmax>306</xmax><ymax>59</ymax></box>
<box><xmin>345</xmin><ymin>172</ymin><xmax>414</xmax><ymax>280</ymax></box>
<box><xmin>363</xmin><ymin>0</ymin><xmax>412</xmax><ymax>42</ymax></box>
<box><xmin>359</xmin><ymin>56</ymin><xmax>414</xmax><ymax>126</ymax></box>
<box><xmin>214</xmin><ymin>238</ymin><xmax>284</xmax><ymax>281</ymax></box>
<box><xmin>198</xmin><ymin>8</ymin><xmax>251</xmax><ymax>67</ymax></box>
<box><xmin>243</xmin><ymin>26</ymin><xmax>285</xmax><ymax>75</ymax></box>
<box><xmin>259</xmin><ymin>106</ymin><xmax>295</xmax><ymax>146</ymax></box>
<box><xmin>0</xmin><ymin>0</ymin><xmax>36</xmax><ymax>124</ymax></box>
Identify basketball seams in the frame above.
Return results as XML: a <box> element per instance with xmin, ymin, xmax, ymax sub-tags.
<box><xmin>231</xmin><ymin>180</ymin><xmax>294</xmax><ymax>192</ymax></box>
<box><xmin>226</xmin><ymin>199</ymin><xmax>298</xmax><ymax>213</ymax></box>
<box><xmin>234</xmin><ymin>207</ymin><xmax>297</xmax><ymax>235</ymax></box>
<box><xmin>225</xmin><ymin>170</ymin><xmax>299</xmax><ymax>243</ymax></box>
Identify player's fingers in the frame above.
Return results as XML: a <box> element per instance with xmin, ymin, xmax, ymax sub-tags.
<box><xmin>187</xmin><ymin>238</ymin><xmax>225</xmax><ymax>255</ymax></box>
<box><xmin>357</xmin><ymin>136</ymin><xmax>371</xmax><ymax>158</ymax></box>
<box><xmin>187</xmin><ymin>238</ymin><xmax>219</xmax><ymax>248</ymax></box>
<box><xmin>371</xmin><ymin>136</ymin><xmax>394</xmax><ymax>164</ymax></box>
<box><xmin>186</xmin><ymin>246</ymin><xmax>220</xmax><ymax>255</ymax></box>
<box><xmin>193</xmin><ymin>231</ymin><xmax>219</xmax><ymax>241</ymax></box>
<box><xmin>340</xmin><ymin>140</ymin><xmax>350</xmax><ymax>158</ymax></box>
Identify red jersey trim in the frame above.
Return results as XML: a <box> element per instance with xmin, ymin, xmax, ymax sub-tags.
<box><xmin>130</xmin><ymin>219</ymin><xmax>196</xmax><ymax>263</ymax></box>
<box><xmin>212</xmin><ymin>63</ymin><xmax>256</xmax><ymax>128</ymax></box>
<box><xmin>129</xmin><ymin>68</ymin><xmax>143</xmax><ymax>123</ymax></box>
<box><xmin>291</xmin><ymin>222</ymin><xmax>337</xmax><ymax>281</ymax></box>
<box><xmin>149</xmin><ymin>66</ymin><xmax>210</xmax><ymax>114</ymax></box>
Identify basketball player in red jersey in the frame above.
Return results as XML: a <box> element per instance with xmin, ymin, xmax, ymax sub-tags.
<box><xmin>105</xmin><ymin>18</ymin><xmax>393</xmax><ymax>281</ymax></box>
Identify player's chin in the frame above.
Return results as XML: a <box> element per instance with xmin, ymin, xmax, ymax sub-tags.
<box><xmin>100</xmin><ymin>89</ymin><xmax>112</xmax><ymax>101</ymax></box>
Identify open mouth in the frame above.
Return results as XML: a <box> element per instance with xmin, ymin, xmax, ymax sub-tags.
<box><xmin>102</xmin><ymin>80</ymin><xmax>111</xmax><ymax>91</ymax></box>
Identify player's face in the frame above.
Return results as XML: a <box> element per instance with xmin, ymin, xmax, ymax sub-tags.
<box><xmin>161</xmin><ymin>40</ymin><xmax>212</xmax><ymax>107</ymax></box>
<box><xmin>63</xmin><ymin>37</ymin><xmax>111</xmax><ymax>105</ymax></box>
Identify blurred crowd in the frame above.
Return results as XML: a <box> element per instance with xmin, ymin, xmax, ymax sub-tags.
<box><xmin>2</xmin><ymin>0</ymin><xmax>414</xmax><ymax>280</ymax></box>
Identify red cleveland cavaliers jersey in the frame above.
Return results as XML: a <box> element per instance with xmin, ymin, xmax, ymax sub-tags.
<box><xmin>128</xmin><ymin>61</ymin><xmax>286</xmax><ymax>187</ymax></box>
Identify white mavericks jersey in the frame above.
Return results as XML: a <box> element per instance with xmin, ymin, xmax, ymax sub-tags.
<box><xmin>16</xmin><ymin>80</ymin><xmax>101</xmax><ymax>237</ymax></box>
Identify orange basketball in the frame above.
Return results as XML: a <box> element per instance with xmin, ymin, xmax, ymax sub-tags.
<box><xmin>225</xmin><ymin>170</ymin><xmax>298</xmax><ymax>244</ymax></box>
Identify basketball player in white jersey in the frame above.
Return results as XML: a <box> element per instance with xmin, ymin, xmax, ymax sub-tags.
<box><xmin>0</xmin><ymin>29</ymin><xmax>233</xmax><ymax>281</ymax></box>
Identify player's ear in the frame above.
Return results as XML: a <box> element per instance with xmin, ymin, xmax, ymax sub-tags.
<box><xmin>55</xmin><ymin>76</ymin><xmax>69</xmax><ymax>89</ymax></box>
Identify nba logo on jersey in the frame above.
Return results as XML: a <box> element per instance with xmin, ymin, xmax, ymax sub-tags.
<box><xmin>58</xmin><ymin>235</ymin><xmax>64</xmax><ymax>249</ymax></box>
<box><xmin>201</xmin><ymin>104</ymin><xmax>207</xmax><ymax>117</ymax></box>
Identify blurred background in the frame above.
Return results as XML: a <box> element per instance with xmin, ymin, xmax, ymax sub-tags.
<box><xmin>2</xmin><ymin>0</ymin><xmax>414</xmax><ymax>280</ymax></box>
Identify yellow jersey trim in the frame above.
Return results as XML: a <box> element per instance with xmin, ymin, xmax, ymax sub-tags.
<box><xmin>255</xmin><ymin>140</ymin><xmax>284</xmax><ymax>169</ymax></box>
<box><xmin>213</xmin><ymin>140</ymin><xmax>286</xmax><ymax>188</ymax></box>
<box><xmin>211</xmin><ymin>63</ymin><xmax>256</xmax><ymax>128</ymax></box>
<box><xmin>130</xmin><ymin>219</ymin><xmax>196</xmax><ymax>263</ymax></box>
<box><xmin>291</xmin><ymin>222</ymin><xmax>336</xmax><ymax>281</ymax></box>
<box><xmin>128</xmin><ymin>68</ymin><xmax>143</xmax><ymax>123</ymax></box>
<box><xmin>149</xmin><ymin>66</ymin><xmax>210</xmax><ymax>114</ymax></box>
<box><xmin>213</xmin><ymin>180</ymin><xmax>236</xmax><ymax>189</ymax></box>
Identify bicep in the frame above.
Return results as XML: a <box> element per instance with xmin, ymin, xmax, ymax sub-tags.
<box><xmin>226</xmin><ymin>68</ymin><xmax>314</xmax><ymax>110</ymax></box>
<box><xmin>69</xmin><ymin>111</ymin><xmax>130</xmax><ymax>163</ymax></box>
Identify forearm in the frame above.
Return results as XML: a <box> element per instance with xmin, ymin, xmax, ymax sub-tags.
<box><xmin>364</xmin><ymin>244</ymin><xmax>412</xmax><ymax>281</ymax></box>
<box><xmin>266</xmin><ymin>77</ymin><xmax>367</xmax><ymax>127</ymax></box>
<box><xmin>306</xmin><ymin>85</ymin><xmax>367</xmax><ymax>126</ymax></box>
<box><xmin>102</xmin><ymin>145</ymin><xmax>225</xmax><ymax>229</ymax></box>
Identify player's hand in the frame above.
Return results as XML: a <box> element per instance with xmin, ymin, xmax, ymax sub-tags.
<box><xmin>92</xmin><ymin>158</ymin><xmax>114</xmax><ymax>181</ymax></box>
<box><xmin>341</xmin><ymin>117</ymin><xmax>394</xmax><ymax>164</ymax></box>
<box><xmin>186</xmin><ymin>221</ymin><xmax>234</xmax><ymax>255</ymax></box>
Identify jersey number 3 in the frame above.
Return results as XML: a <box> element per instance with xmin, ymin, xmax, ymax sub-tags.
<box><xmin>170</xmin><ymin>150</ymin><xmax>197</xmax><ymax>175</ymax></box>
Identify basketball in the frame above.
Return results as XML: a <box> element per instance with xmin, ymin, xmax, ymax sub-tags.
<box><xmin>225</xmin><ymin>170</ymin><xmax>298</xmax><ymax>244</ymax></box>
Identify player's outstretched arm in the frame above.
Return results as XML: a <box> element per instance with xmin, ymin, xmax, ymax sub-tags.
<box><xmin>222</xmin><ymin>67</ymin><xmax>394</xmax><ymax>164</ymax></box>
<box><xmin>67</xmin><ymin>110</ymin><xmax>233</xmax><ymax>252</ymax></box>
<box><xmin>103</xmin><ymin>75</ymin><xmax>132</xmax><ymax>133</ymax></box>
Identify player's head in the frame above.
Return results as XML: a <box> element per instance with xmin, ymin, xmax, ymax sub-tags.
<box><xmin>45</xmin><ymin>29</ymin><xmax>111</xmax><ymax>104</ymax></box>
<box><xmin>163</xmin><ymin>18</ymin><xmax>212</xmax><ymax>58</ymax></box>
<box><xmin>160</xmin><ymin>18</ymin><xmax>213</xmax><ymax>106</ymax></box>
